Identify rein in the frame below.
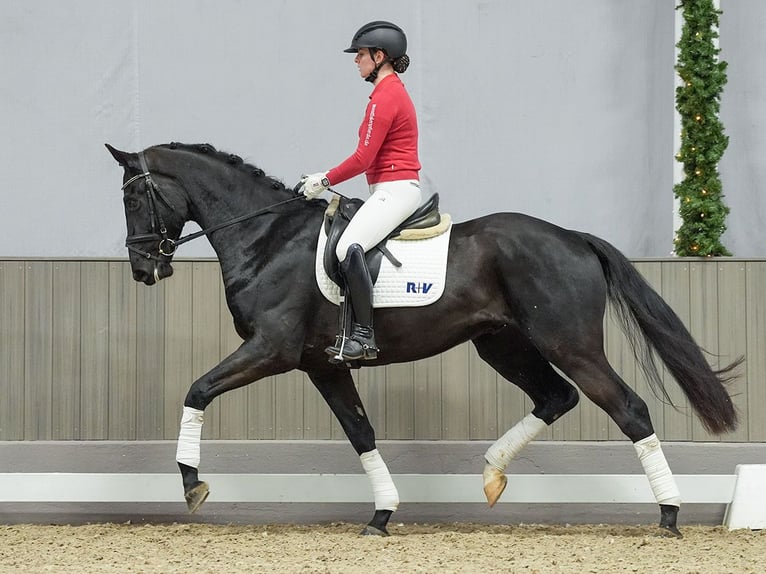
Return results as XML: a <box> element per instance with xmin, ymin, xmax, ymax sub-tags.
<box><xmin>122</xmin><ymin>152</ymin><xmax>305</xmax><ymax>261</ymax></box>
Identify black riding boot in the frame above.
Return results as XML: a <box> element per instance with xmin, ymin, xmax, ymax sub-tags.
<box><xmin>326</xmin><ymin>244</ymin><xmax>378</xmax><ymax>362</ymax></box>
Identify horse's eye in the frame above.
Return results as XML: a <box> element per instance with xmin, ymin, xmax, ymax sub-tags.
<box><xmin>124</xmin><ymin>197</ymin><xmax>140</xmax><ymax>212</ymax></box>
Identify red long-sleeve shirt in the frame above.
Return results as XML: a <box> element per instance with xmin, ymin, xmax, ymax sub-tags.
<box><xmin>327</xmin><ymin>74</ymin><xmax>420</xmax><ymax>186</ymax></box>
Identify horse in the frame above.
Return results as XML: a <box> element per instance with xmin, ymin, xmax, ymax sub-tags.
<box><xmin>106</xmin><ymin>142</ymin><xmax>740</xmax><ymax>537</ymax></box>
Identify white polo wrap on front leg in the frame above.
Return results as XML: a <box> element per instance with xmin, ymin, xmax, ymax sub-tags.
<box><xmin>176</xmin><ymin>406</ymin><xmax>204</xmax><ymax>468</ymax></box>
<box><xmin>634</xmin><ymin>433</ymin><xmax>681</xmax><ymax>507</ymax></box>
<box><xmin>360</xmin><ymin>449</ymin><xmax>399</xmax><ymax>511</ymax></box>
<box><xmin>485</xmin><ymin>413</ymin><xmax>547</xmax><ymax>471</ymax></box>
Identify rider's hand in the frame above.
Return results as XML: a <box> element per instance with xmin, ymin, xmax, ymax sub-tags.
<box><xmin>300</xmin><ymin>172</ymin><xmax>330</xmax><ymax>199</ymax></box>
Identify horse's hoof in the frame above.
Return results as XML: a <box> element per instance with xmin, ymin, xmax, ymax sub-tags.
<box><xmin>658</xmin><ymin>504</ymin><xmax>682</xmax><ymax>538</ymax></box>
<box><xmin>658</xmin><ymin>524</ymin><xmax>683</xmax><ymax>539</ymax></box>
<box><xmin>184</xmin><ymin>481</ymin><xmax>210</xmax><ymax>514</ymax></box>
<box><xmin>482</xmin><ymin>464</ymin><xmax>507</xmax><ymax>507</ymax></box>
<box><xmin>360</xmin><ymin>525</ymin><xmax>390</xmax><ymax>537</ymax></box>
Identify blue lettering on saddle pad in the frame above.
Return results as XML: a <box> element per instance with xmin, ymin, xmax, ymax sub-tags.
<box><xmin>406</xmin><ymin>282</ymin><xmax>434</xmax><ymax>294</ymax></box>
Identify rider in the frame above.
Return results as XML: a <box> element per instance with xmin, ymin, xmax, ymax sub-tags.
<box><xmin>301</xmin><ymin>21</ymin><xmax>422</xmax><ymax>362</ymax></box>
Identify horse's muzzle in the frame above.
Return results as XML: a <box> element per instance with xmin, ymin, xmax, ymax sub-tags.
<box><xmin>132</xmin><ymin>263</ymin><xmax>173</xmax><ymax>285</ymax></box>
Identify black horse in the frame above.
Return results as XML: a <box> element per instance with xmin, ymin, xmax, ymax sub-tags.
<box><xmin>107</xmin><ymin>142</ymin><xmax>739</xmax><ymax>537</ymax></box>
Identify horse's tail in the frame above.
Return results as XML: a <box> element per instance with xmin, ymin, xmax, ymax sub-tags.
<box><xmin>578</xmin><ymin>232</ymin><xmax>741</xmax><ymax>434</ymax></box>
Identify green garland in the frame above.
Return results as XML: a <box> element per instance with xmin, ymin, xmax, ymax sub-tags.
<box><xmin>674</xmin><ymin>0</ymin><xmax>731</xmax><ymax>256</ymax></box>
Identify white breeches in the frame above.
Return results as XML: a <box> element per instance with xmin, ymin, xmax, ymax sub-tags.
<box><xmin>335</xmin><ymin>179</ymin><xmax>422</xmax><ymax>261</ymax></box>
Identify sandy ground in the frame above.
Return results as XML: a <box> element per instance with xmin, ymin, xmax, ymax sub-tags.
<box><xmin>0</xmin><ymin>522</ymin><xmax>763</xmax><ymax>574</ymax></box>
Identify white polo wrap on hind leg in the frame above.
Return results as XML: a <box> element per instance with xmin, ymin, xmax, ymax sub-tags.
<box><xmin>634</xmin><ymin>433</ymin><xmax>681</xmax><ymax>507</ymax></box>
<box><xmin>176</xmin><ymin>406</ymin><xmax>204</xmax><ymax>468</ymax></box>
<box><xmin>360</xmin><ymin>449</ymin><xmax>399</xmax><ymax>511</ymax></box>
<box><xmin>485</xmin><ymin>413</ymin><xmax>547</xmax><ymax>471</ymax></box>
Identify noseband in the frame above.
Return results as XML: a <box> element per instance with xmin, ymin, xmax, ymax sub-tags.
<box><xmin>121</xmin><ymin>151</ymin><xmax>305</xmax><ymax>267</ymax></box>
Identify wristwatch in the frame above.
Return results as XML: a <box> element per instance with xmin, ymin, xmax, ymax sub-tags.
<box><xmin>321</xmin><ymin>176</ymin><xmax>330</xmax><ymax>188</ymax></box>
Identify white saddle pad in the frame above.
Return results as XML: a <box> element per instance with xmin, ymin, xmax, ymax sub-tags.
<box><xmin>315</xmin><ymin>223</ymin><xmax>452</xmax><ymax>308</ymax></box>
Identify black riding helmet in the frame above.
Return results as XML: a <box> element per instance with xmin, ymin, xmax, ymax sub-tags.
<box><xmin>344</xmin><ymin>21</ymin><xmax>409</xmax><ymax>82</ymax></box>
<box><xmin>344</xmin><ymin>21</ymin><xmax>407</xmax><ymax>59</ymax></box>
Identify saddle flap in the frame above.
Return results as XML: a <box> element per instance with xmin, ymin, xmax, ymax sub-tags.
<box><xmin>322</xmin><ymin>197</ymin><xmax>382</xmax><ymax>287</ymax></box>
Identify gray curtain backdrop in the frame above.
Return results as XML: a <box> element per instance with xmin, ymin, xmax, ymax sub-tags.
<box><xmin>1</xmin><ymin>1</ymin><xmax>763</xmax><ymax>258</ymax></box>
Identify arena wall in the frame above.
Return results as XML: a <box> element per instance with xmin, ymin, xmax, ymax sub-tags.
<box><xmin>2</xmin><ymin>257</ymin><xmax>764</xmax><ymax>443</ymax></box>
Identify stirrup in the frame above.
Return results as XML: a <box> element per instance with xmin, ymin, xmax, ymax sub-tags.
<box><xmin>325</xmin><ymin>333</ymin><xmax>378</xmax><ymax>363</ymax></box>
<box><xmin>325</xmin><ymin>334</ymin><xmax>350</xmax><ymax>364</ymax></box>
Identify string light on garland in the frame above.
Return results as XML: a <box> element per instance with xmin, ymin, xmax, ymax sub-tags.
<box><xmin>673</xmin><ymin>0</ymin><xmax>731</xmax><ymax>256</ymax></box>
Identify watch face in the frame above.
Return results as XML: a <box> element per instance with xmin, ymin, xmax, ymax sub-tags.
<box><xmin>321</xmin><ymin>177</ymin><xmax>330</xmax><ymax>187</ymax></box>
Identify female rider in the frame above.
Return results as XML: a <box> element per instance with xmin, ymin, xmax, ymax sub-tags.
<box><xmin>301</xmin><ymin>21</ymin><xmax>422</xmax><ymax>363</ymax></box>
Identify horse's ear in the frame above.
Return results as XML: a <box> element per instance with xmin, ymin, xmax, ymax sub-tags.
<box><xmin>105</xmin><ymin>143</ymin><xmax>135</xmax><ymax>167</ymax></box>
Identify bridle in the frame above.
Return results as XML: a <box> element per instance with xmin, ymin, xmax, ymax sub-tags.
<box><xmin>121</xmin><ymin>152</ymin><xmax>305</xmax><ymax>272</ymax></box>
<box><xmin>122</xmin><ymin>153</ymin><xmax>178</xmax><ymax>262</ymax></box>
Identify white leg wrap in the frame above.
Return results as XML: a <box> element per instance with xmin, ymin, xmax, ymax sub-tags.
<box><xmin>634</xmin><ymin>433</ymin><xmax>681</xmax><ymax>507</ymax></box>
<box><xmin>485</xmin><ymin>413</ymin><xmax>547</xmax><ymax>471</ymax></box>
<box><xmin>176</xmin><ymin>406</ymin><xmax>204</xmax><ymax>468</ymax></box>
<box><xmin>360</xmin><ymin>449</ymin><xmax>399</xmax><ymax>511</ymax></box>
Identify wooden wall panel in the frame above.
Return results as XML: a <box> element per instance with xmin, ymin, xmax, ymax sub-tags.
<box><xmin>162</xmin><ymin>262</ymin><xmax>193</xmax><ymax>439</ymax></box>
<box><xmin>467</xmin><ymin>344</ymin><xmax>498</xmax><ymax>440</ymax></box>
<box><xmin>440</xmin><ymin>345</ymin><xmax>470</xmax><ymax>440</ymax></box>
<box><xmin>632</xmin><ymin>261</ymin><xmax>666</xmax><ymax>439</ymax></box>
<box><xmin>717</xmin><ymin>261</ymin><xmax>750</xmax><ymax>442</ymax></box>
<box><xmin>51</xmin><ymin>262</ymin><xmax>81</xmax><ymax>439</ymax></box>
<box><xmin>191</xmin><ymin>262</ymin><xmax>223</xmax><ymax>440</ymax></box>
<box><xmin>0</xmin><ymin>261</ymin><xmax>25</xmax><ymax>440</ymax></box>
<box><xmin>107</xmin><ymin>262</ymin><xmax>137</xmax><ymax>439</ymax></box>
<box><xmin>746</xmin><ymin>262</ymin><xmax>766</xmax><ymax>441</ymax></box>
<box><xmin>303</xmin><ymin>377</ymin><xmax>334</xmax><ymax>440</ymax></box>
<box><xmin>386</xmin><ymin>362</ymin><xmax>415</xmax><ymax>439</ymax></box>
<box><xmin>2</xmin><ymin>258</ymin><xmax>764</xmax><ymax>444</ymax></box>
<box><xmin>24</xmin><ymin>262</ymin><xmax>53</xmax><ymax>439</ymax></box>
<box><xmin>274</xmin><ymin>371</ymin><xmax>305</xmax><ymax>440</ymax></box>
<box><xmin>688</xmin><ymin>260</ymin><xmax>721</xmax><ymax>442</ymax></box>
<box><xmin>357</xmin><ymin>366</ymin><xmax>387</xmax><ymax>438</ymax></box>
<box><xmin>660</xmin><ymin>261</ymin><xmax>694</xmax><ymax>440</ymax></box>
<box><xmin>413</xmin><ymin>357</ymin><xmax>442</xmax><ymax>439</ymax></box>
<box><xmin>79</xmin><ymin>262</ymin><xmax>109</xmax><ymax>439</ymax></box>
<box><xmin>135</xmin><ymin>281</ymin><xmax>165</xmax><ymax>439</ymax></box>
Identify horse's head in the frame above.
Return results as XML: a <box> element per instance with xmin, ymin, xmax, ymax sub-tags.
<box><xmin>106</xmin><ymin>143</ymin><xmax>187</xmax><ymax>285</ymax></box>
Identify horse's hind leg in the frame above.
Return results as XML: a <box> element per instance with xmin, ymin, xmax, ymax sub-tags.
<box><xmin>552</xmin><ymin>350</ymin><xmax>682</xmax><ymax>537</ymax></box>
<box><xmin>472</xmin><ymin>328</ymin><xmax>580</xmax><ymax>506</ymax></box>
<box><xmin>308</xmin><ymin>368</ymin><xmax>397</xmax><ymax>537</ymax></box>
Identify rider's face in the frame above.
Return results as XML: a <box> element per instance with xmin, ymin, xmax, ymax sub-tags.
<box><xmin>354</xmin><ymin>48</ymin><xmax>379</xmax><ymax>78</ymax></box>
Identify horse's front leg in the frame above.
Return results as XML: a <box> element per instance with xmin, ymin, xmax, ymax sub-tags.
<box><xmin>176</xmin><ymin>337</ymin><xmax>290</xmax><ymax>513</ymax></box>
<box><xmin>308</xmin><ymin>368</ymin><xmax>398</xmax><ymax>536</ymax></box>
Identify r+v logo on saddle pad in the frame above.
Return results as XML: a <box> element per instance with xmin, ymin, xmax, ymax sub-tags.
<box><xmin>406</xmin><ymin>281</ymin><xmax>434</xmax><ymax>294</ymax></box>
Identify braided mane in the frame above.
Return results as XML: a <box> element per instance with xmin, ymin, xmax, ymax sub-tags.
<box><xmin>158</xmin><ymin>142</ymin><xmax>290</xmax><ymax>192</ymax></box>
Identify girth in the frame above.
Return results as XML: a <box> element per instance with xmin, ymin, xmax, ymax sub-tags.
<box><xmin>322</xmin><ymin>193</ymin><xmax>442</xmax><ymax>287</ymax></box>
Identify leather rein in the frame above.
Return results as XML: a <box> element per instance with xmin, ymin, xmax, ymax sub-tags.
<box><xmin>122</xmin><ymin>152</ymin><xmax>305</xmax><ymax>262</ymax></box>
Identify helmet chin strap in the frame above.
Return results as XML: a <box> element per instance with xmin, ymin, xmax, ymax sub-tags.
<box><xmin>365</xmin><ymin>48</ymin><xmax>387</xmax><ymax>83</ymax></box>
